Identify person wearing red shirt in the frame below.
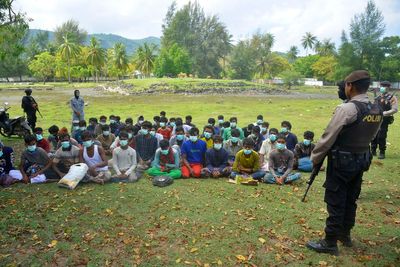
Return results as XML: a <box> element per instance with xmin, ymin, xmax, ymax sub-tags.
<box><xmin>157</xmin><ymin>117</ymin><xmax>172</xmax><ymax>140</ymax></box>
<box><xmin>34</xmin><ymin>127</ymin><xmax>50</xmax><ymax>153</ymax></box>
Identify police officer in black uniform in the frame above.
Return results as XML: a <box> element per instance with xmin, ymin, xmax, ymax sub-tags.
<box><xmin>371</xmin><ymin>81</ymin><xmax>398</xmax><ymax>159</ymax></box>
<box><xmin>21</xmin><ymin>89</ymin><xmax>38</xmax><ymax>130</ymax></box>
<box><xmin>307</xmin><ymin>70</ymin><xmax>383</xmax><ymax>255</ymax></box>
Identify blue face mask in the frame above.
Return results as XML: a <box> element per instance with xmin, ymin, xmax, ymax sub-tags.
<box><xmin>230</xmin><ymin>122</ymin><xmax>237</xmax><ymax>128</ymax></box>
<box><xmin>261</xmin><ymin>127</ymin><xmax>267</xmax><ymax>132</ymax></box>
<box><xmin>36</xmin><ymin>134</ymin><xmax>43</xmax><ymax>141</ymax></box>
<box><xmin>160</xmin><ymin>122</ymin><xmax>166</xmax><ymax>127</ymax></box>
<box><xmin>204</xmin><ymin>132</ymin><xmax>212</xmax><ymax>139</ymax></box>
<box><xmin>170</xmin><ymin>122</ymin><xmax>176</xmax><ymax>127</ymax></box>
<box><xmin>161</xmin><ymin>149</ymin><xmax>169</xmax><ymax>155</ymax></box>
<box><xmin>189</xmin><ymin>136</ymin><xmax>198</xmax><ymax>142</ymax></box>
<box><xmin>269</xmin><ymin>134</ymin><xmax>277</xmax><ymax>142</ymax></box>
<box><xmin>109</xmin><ymin>119</ymin><xmax>116</xmax><ymax>124</ymax></box>
<box><xmin>141</xmin><ymin>129</ymin><xmax>148</xmax><ymax>135</ymax></box>
<box><xmin>214</xmin><ymin>143</ymin><xmax>222</xmax><ymax>150</ymax></box>
<box><xmin>79</xmin><ymin>127</ymin><xmax>86</xmax><ymax>131</ymax></box>
<box><xmin>176</xmin><ymin>134</ymin><xmax>184</xmax><ymax>141</ymax></box>
<box><xmin>128</xmin><ymin>133</ymin><xmax>133</xmax><ymax>139</ymax></box>
<box><xmin>276</xmin><ymin>143</ymin><xmax>286</xmax><ymax>150</ymax></box>
<box><xmin>257</xmin><ymin>119</ymin><xmax>263</xmax><ymax>125</ymax></box>
<box><xmin>120</xmin><ymin>140</ymin><xmax>129</xmax><ymax>146</ymax></box>
<box><xmin>150</xmin><ymin>131</ymin><xmax>156</xmax><ymax>136</ymax></box>
<box><xmin>303</xmin><ymin>139</ymin><xmax>311</xmax><ymax>146</ymax></box>
<box><xmin>0</xmin><ymin>150</ymin><xmax>3</xmax><ymax>158</ymax></box>
<box><xmin>27</xmin><ymin>145</ymin><xmax>36</xmax><ymax>152</ymax></box>
<box><xmin>280</xmin><ymin>127</ymin><xmax>288</xmax><ymax>134</ymax></box>
<box><xmin>73</xmin><ymin>126</ymin><xmax>79</xmax><ymax>130</ymax></box>
<box><xmin>83</xmin><ymin>140</ymin><xmax>93</xmax><ymax>148</ymax></box>
<box><xmin>103</xmin><ymin>131</ymin><xmax>110</xmax><ymax>136</ymax></box>
<box><xmin>61</xmin><ymin>141</ymin><xmax>71</xmax><ymax>149</ymax></box>
<box><xmin>218</xmin><ymin>119</ymin><xmax>224</xmax><ymax>124</ymax></box>
<box><xmin>243</xmin><ymin>149</ymin><xmax>252</xmax><ymax>155</ymax></box>
<box><xmin>380</xmin><ymin>87</ymin><xmax>386</xmax><ymax>94</ymax></box>
<box><xmin>231</xmin><ymin>137</ymin><xmax>239</xmax><ymax>143</ymax></box>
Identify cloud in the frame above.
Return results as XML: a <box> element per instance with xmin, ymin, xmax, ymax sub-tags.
<box><xmin>15</xmin><ymin>0</ymin><xmax>400</xmax><ymax>54</ymax></box>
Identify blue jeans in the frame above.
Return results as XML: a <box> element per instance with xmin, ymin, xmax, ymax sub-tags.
<box><xmin>263</xmin><ymin>170</ymin><xmax>301</xmax><ymax>184</ymax></box>
<box><xmin>298</xmin><ymin>157</ymin><xmax>313</xmax><ymax>172</ymax></box>
<box><xmin>230</xmin><ymin>170</ymin><xmax>266</xmax><ymax>181</ymax></box>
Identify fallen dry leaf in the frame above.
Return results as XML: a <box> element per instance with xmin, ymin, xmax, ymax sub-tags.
<box><xmin>47</xmin><ymin>240</ymin><xmax>58</xmax><ymax>248</ymax></box>
<box><xmin>236</xmin><ymin>255</ymin><xmax>247</xmax><ymax>262</ymax></box>
<box><xmin>258</xmin><ymin>237</ymin><xmax>266</xmax><ymax>244</ymax></box>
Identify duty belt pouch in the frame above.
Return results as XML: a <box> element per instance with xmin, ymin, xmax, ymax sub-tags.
<box><xmin>334</xmin><ymin>151</ymin><xmax>358</xmax><ymax>173</ymax></box>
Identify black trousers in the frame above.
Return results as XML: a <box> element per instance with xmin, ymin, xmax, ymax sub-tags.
<box><xmin>371</xmin><ymin>121</ymin><xmax>389</xmax><ymax>152</ymax></box>
<box><xmin>26</xmin><ymin>112</ymin><xmax>37</xmax><ymax>130</ymax></box>
<box><xmin>323</xmin><ymin>157</ymin><xmax>363</xmax><ymax>240</ymax></box>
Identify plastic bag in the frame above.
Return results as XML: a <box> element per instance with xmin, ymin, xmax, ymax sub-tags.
<box><xmin>58</xmin><ymin>163</ymin><xmax>88</xmax><ymax>190</ymax></box>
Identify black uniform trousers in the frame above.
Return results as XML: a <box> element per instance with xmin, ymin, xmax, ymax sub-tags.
<box><xmin>371</xmin><ymin>120</ymin><xmax>389</xmax><ymax>152</ymax></box>
<box><xmin>323</xmin><ymin>153</ymin><xmax>364</xmax><ymax>241</ymax></box>
<box><xmin>26</xmin><ymin>111</ymin><xmax>37</xmax><ymax>130</ymax></box>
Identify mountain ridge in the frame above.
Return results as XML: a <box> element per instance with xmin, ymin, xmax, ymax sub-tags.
<box><xmin>25</xmin><ymin>29</ymin><xmax>161</xmax><ymax>55</ymax></box>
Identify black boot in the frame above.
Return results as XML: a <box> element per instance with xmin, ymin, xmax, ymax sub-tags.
<box><xmin>338</xmin><ymin>234</ymin><xmax>353</xmax><ymax>247</ymax></box>
<box><xmin>371</xmin><ymin>148</ymin><xmax>377</xmax><ymax>156</ymax></box>
<box><xmin>378</xmin><ymin>151</ymin><xmax>385</xmax><ymax>159</ymax></box>
<box><xmin>306</xmin><ymin>239</ymin><xmax>339</xmax><ymax>256</ymax></box>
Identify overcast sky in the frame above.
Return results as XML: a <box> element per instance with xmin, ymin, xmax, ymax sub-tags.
<box><xmin>15</xmin><ymin>0</ymin><xmax>400</xmax><ymax>55</ymax></box>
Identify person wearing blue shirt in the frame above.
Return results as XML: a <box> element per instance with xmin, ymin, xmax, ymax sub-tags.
<box><xmin>201</xmin><ymin>135</ymin><xmax>229</xmax><ymax>178</ymax></box>
<box><xmin>181</xmin><ymin>127</ymin><xmax>207</xmax><ymax>178</ymax></box>
<box><xmin>280</xmin><ymin>120</ymin><xmax>298</xmax><ymax>152</ymax></box>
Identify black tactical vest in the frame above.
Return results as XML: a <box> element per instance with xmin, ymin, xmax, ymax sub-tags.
<box><xmin>375</xmin><ymin>94</ymin><xmax>392</xmax><ymax>111</ymax></box>
<box><xmin>334</xmin><ymin>101</ymin><xmax>383</xmax><ymax>153</ymax></box>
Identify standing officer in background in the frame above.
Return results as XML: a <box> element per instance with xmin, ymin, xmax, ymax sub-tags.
<box><xmin>70</xmin><ymin>89</ymin><xmax>85</xmax><ymax>122</ymax></box>
<box><xmin>21</xmin><ymin>89</ymin><xmax>38</xmax><ymax>130</ymax></box>
<box><xmin>306</xmin><ymin>70</ymin><xmax>383</xmax><ymax>255</ymax></box>
<box><xmin>371</xmin><ymin>81</ymin><xmax>398</xmax><ymax>159</ymax></box>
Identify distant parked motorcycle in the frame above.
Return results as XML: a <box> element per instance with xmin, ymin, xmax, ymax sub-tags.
<box><xmin>0</xmin><ymin>102</ymin><xmax>31</xmax><ymax>137</ymax></box>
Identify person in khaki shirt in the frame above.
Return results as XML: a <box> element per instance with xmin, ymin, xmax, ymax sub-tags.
<box><xmin>307</xmin><ymin>70</ymin><xmax>383</xmax><ymax>256</ymax></box>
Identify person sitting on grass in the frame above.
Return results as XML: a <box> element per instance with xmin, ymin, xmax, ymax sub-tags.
<box><xmin>110</xmin><ymin>125</ymin><xmax>136</xmax><ymax>150</ymax></box>
<box><xmin>34</xmin><ymin>127</ymin><xmax>50</xmax><ymax>153</ymax></box>
<box><xmin>293</xmin><ymin>130</ymin><xmax>315</xmax><ymax>172</ymax></box>
<box><xmin>94</xmin><ymin>115</ymin><xmax>107</xmax><ymax>137</ymax></box>
<box><xmin>230</xmin><ymin>138</ymin><xmax>265</xmax><ymax>181</ymax></box>
<box><xmin>169</xmin><ymin>126</ymin><xmax>188</xmax><ymax>154</ymax></box>
<box><xmin>111</xmin><ymin>131</ymin><xmax>137</xmax><ymax>183</ymax></box>
<box><xmin>243</xmin><ymin>123</ymin><xmax>254</xmax><ymax>138</ymax></box>
<box><xmin>263</xmin><ymin>134</ymin><xmax>301</xmax><ymax>185</ymax></box>
<box><xmin>147</xmin><ymin>139</ymin><xmax>181</xmax><ymax>179</ymax></box>
<box><xmin>157</xmin><ymin>116</ymin><xmax>172</xmax><ymax>140</ymax></box>
<box><xmin>79</xmin><ymin>131</ymin><xmax>110</xmax><ymax>184</ymax></box>
<box><xmin>259</xmin><ymin>128</ymin><xmax>279</xmax><ymax>172</ymax></box>
<box><xmin>0</xmin><ymin>140</ymin><xmax>23</xmax><ymax>186</ymax></box>
<box><xmin>47</xmin><ymin>125</ymin><xmax>59</xmax><ymax>152</ymax></box>
<box><xmin>223</xmin><ymin>117</ymin><xmax>244</xmax><ymax>141</ymax></box>
<box><xmin>280</xmin><ymin>120</ymin><xmax>298</xmax><ymax>152</ymax></box>
<box><xmin>250</xmin><ymin>125</ymin><xmax>265</xmax><ymax>152</ymax></box>
<box><xmin>20</xmin><ymin>134</ymin><xmax>58</xmax><ymax>184</ymax></box>
<box><xmin>74</xmin><ymin>120</ymin><xmax>87</xmax><ymax>144</ymax></box>
<box><xmin>223</xmin><ymin>128</ymin><xmax>243</xmax><ymax>168</ymax></box>
<box><xmin>109</xmin><ymin>114</ymin><xmax>119</xmax><ymax>134</ymax></box>
<box><xmin>96</xmin><ymin>124</ymin><xmax>115</xmax><ymax>156</ymax></box>
<box><xmin>260</xmin><ymin>121</ymin><xmax>270</xmax><ymax>139</ymax></box>
<box><xmin>52</xmin><ymin>133</ymin><xmax>81</xmax><ymax>179</ymax></box>
<box><xmin>207</xmin><ymin>118</ymin><xmax>220</xmax><ymax>135</ymax></box>
<box><xmin>181</xmin><ymin>127</ymin><xmax>207</xmax><ymax>178</ymax></box>
<box><xmin>183</xmin><ymin>115</ymin><xmax>195</xmax><ymax>133</ymax></box>
<box><xmin>86</xmin><ymin>117</ymin><xmax>98</xmax><ymax>135</ymax></box>
<box><xmin>135</xmin><ymin>121</ymin><xmax>158</xmax><ymax>175</ymax></box>
<box><xmin>56</xmin><ymin>127</ymin><xmax>80</xmax><ymax>149</ymax></box>
<box><xmin>150</xmin><ymin>126</ymin><xmax>164</xmax><ymax>144</ymax></box>
<box><xmin>201</xmin><ymin>125</ymin><xmax>214</xmax><ymax>149</ymax></box>
<box><xmin>201</xmin><ymin>135</ymin><xmax>229</xmax><ymax>178</ymax></box>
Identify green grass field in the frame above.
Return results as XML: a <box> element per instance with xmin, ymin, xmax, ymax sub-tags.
<box><xmin>0</xmin><ymin>80</ymin><xmax>399</xmax><ymax>266</ymax></box>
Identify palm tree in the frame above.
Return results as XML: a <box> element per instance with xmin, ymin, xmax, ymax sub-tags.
<box><xmin>112</xmin><ymin>43</ymin><xmax>128</xmax><ymax>80</ymax></box>
<box><xmin>87</xmin><ymin>37</ymin><xmax>106</xmax><ymax>82</ymax></box>
<box><xmin>58</xmin><ymin>35</ymin><xmax>81</xmax><ymax>83</ymax></box>
<box><xmin>287</xmin><ymin>46</ymin><xmax>299</xmax><ymax>63</ymax></box>
<box><xmin>315</xmin><ymin>39</ymin><xmax>336</xmax><ymax>56</ymax></box>
<box><xmin>301</xmin><ymin>32</ymin><xmax>317</xmax><ymax>55</ymax></box>
<box><xmin>133</xmin><ymin>43</ymin><xmax>158</xmax><ymax>77</ymax></box>
<box><xmin>252</xmin><ymin>33</ymin><xmax>274</xmax><ymax>78</ymax></box>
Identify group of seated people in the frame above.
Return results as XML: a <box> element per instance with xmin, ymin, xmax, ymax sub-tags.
<box><xmin>0</xmin><ymin>112</ymin><xmax>318</xmax><ymax>187</ymax></box>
